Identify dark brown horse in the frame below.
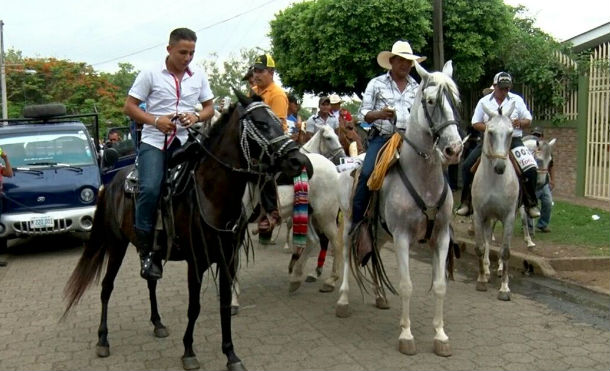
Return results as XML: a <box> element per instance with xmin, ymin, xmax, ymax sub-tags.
<box><xmin>62</xmin><ymin>92</ymin><xmax>307</xmax><ymax>371</ymax></box>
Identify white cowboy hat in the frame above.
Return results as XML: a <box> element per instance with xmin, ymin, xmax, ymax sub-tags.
<box><xmin>329</xmin><ymin>94</ymin><xmax>342</xmax><ymax>104</ymax></box>
<box><xmin>377</xmin><ymin>40</ymin><xmax>427</xmax><ymax>70</ymax></box>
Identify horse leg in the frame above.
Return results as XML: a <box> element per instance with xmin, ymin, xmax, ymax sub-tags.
<box><xmin>372</xmin><ymin>263</ymin><xmax>389</xmax><ymax>310</ymax></box>
<box><xmin>283</xmin><ymin>218</ymin><xmax>293</xmax><ymax>251</ymax></box>
<box><xmin>335</xmin><ymin>217</ymin><xmax>351</xmax><ymax>318</ymax></box>
<box><xmin>230</xmin><ymin>280</ymin><xmax>240</xmax><ymax>316</ymax></box>
<box><xmin>520</xmin><ymin>205</ymin><xmax>536</xmax><ymax>248</ymax></box>
<box><xmin>431</xmin><ymin>231</ymin><xmax>451</xmax><ymax>357</ymax></box>
<box><xmin>96</xmin><ymin>240</ymin><xmax>129</xmax><ymax>358</ymax></box>
<box><xmin>473</xmin><ymin>213</ymin><xmax>490</xmax><ymax>291</ymax></box>
<box><xmin>219</xmin><ymin>265</ymin><xmax>245</xmax><ymax>371</ymax></box>
<box><xmin>306</xmin><ymin>233</ymin><xmax>327</xmax><ymax>282</ymax></box>
<box><xmin>395</xmin><ymin>234</ymin><xmax>416</xmax><ymax>355</ymax></box>
<box><xmin>181</xmin><ymin>262</ymin><xmax>205</xmax><ymax>370</ymax></box>
<box><xmin>147</xmin><ymin>279</ymin><xmax>169</xmax><ymax>337</ymax></box>
<box><xmin>320</xmin><ymin>219</ymin><xmax>342</xmax><ymax>293</ymax></box>
<box><xmin>498</xmin><ymin>214</ymin><xmax>515</xmax><ymax>301</ymax></box>
<box><xmin>289</xmin><ymin>225</ymin><xmax>317</xmax><ymax>292</ymax></box>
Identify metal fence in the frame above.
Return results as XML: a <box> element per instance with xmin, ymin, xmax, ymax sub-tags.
<box><xmin>585</xmin><ymin>42</ymin><xmax>610</xmax><ymax>200</ymax></box>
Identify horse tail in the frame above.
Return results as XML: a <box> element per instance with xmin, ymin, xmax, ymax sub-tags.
<box><xmin>62</xmin><ymin>186</ymin><xmax>109</xmax><ymax>320</ymax></box>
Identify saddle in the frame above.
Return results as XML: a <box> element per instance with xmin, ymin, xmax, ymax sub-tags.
<box><xmin>124</xmin><ymin>140</ymin><xmax>202</xmax><ymax>261</ymax></box>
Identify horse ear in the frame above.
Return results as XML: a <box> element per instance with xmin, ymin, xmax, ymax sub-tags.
<box><xmin>233</xmin><ymin>88</ymin><xmax>249</xmax><ymax>106</ymax></box>
<box><xmin>548</xmin><ymin>138</ymin><xmax>557</xmax><ymax>147</ymax></box>
<box><xmin>442</xmin><ymin>60</ymin><xmax>453</xmax><ymax>77</ymax></box>
<box><xmin>504</xmin><ymin>101</ymin><xmax>516</xmax><ymax>117</ymax></box>
<box><xmin>413</xmin><ymin>60</ymin><xmax>429</xmax><ymax>82</ymax></box>
<box><xmin>482</xmin><ymin>104</ymin><xmax>496</xmax><ymax>118</ymax></box>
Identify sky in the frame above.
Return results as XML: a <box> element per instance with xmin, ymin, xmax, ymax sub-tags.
<box><xmin>0</xmin><ymin>0</ymin><xmax>608</xmax><ymax>75</ymax></box>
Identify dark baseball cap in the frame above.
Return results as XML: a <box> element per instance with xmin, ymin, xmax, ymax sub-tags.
<box><xmin>241</xmin><ymin>66</ymin><xmax>254</xmax><ymax>81</ymax></box>
<box><xmin>253</xmin><ymin>54</ymin><xmax>276</xmax><ymax>69</ymax></box>
<box><xmin>493</xmin><ymin>72</ymin><xmax>513</xmax><ymax>88</ymax></box>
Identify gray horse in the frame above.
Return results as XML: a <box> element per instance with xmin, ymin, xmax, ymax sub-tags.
<box><xmin>472</xmin><ymin>102</ymin><xmax>518</xmax><ymax>301</ymax></box>
<box><xmin>336</xmin><ymin>61</ymin><xmax>463</xmax><ymax>357</ymax></box>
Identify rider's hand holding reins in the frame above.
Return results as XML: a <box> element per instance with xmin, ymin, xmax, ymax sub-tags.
<box><xmin>153</xmin><ymin>114</ymin><xmax>177</xmax><ymax>135</ymax></box>
<box><xmin>177</xmin><ymin>112</ymin><xmax>200</xmax><ymax>129</ymax></box>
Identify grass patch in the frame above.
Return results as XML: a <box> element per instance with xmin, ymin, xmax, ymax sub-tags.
<box><xmin>518</xmin><ymin>200</ymin><xmax>609</xmax><ymax>256</ymax></box>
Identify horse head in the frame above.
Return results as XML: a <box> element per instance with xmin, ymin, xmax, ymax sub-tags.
<box><xmin>301</xmin><ymin>124</ymin><xmax>346</xmax><ymax>164</ymax></box>
<box><xmin>410</xmin><ymin>60</ymin><xmax>463</xmax><ymax>164</ymax></box>
<box><xmin>524</xmin><ymin>135</ymin><xmax>556</xmax><ymax>187</ymax></box>
<box><xmin>224</xmin><ymin>90</ymin><xmax>306</xmax><ymax>178</ymax></box>
<box><xmin>481</xmin><ymin>102</ymin><xmax>514</xmax><ymax>175</ymax></box>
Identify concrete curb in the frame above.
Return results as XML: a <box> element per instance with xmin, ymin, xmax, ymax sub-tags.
<box><xmin>453</xmin><ymin>235</ymin><xmax>610</xmax><ymax>296</ymax></box>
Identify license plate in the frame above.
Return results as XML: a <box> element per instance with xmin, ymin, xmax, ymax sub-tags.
<box><xmin>30</xmin><ymin>216</ymin><xmax>54</xmax><ymax>228</ymax></box>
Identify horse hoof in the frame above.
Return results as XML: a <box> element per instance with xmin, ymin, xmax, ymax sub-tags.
<box><xmin>231</xmin><ymin>306</ymin><xmax>239</xmax><ymax>316</ymax></box>
<box><xmin>433</xmin><ymin>339</ymin><xmax>452</xmax><ymax>357</ymax></box>
<box><xmin>288</xmin><ymin>281</ymin><xmax>301</xmax><ymax>293</ymax></box>
<box><xmin>335</xmin><ymin>304</ymin><xmax>350</xmax><ymax>318</ymax></box>
<box><xmin>475</xmin><ymin>281</ymin><xmax>487</xmax><ymax>291</ymax></box>
<box><xmin>96</xmin><ymin>345</ymin><xmax>110</xmax><ymax>358</ymax></box>
<box><xmin>154</xmin><ymin>325</ymin><xmax>169</xmax><ymax>338</ymax></box>
<box><xmin>375</xmin><ymin>297</ymin><xmax>390</xmax><ymax>310</ymax></box>
<box><xmin>497</xmin><ymin>291</ymin><xmax>511</xmax><ymax>301</ymax></box>
<box><xmin>227</xmin><ymin>361</ymin><xmax>247</xmax><ymax>371</ymax></box>
<box><xmin>527</xmin><ymin>241</ymin><xmax>536</xmax><ymax>249</ymax></box>
<box><xmin>182</xmin><ymin>356</ymin><xmax>200</xmax><ymax>370</ymax></box>
<box><xmin>398</xmin><ymin>338</ymin><xmax>416</xmax><ymax>355</ymax></box>
<box><xmin>305</xmin><ymin>275</ymin><xmax>317</xmax><ymax>283</ymax></box>
<box><xmin>319</xmin><ymin>283</ymin><xmax>335</xmax><ymax>293</ymax></box>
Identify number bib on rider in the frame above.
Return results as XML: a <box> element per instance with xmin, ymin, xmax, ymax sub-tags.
<box><xmin>511</xmin><ymin>146</ymin><xmax>537</xmax><ymax>172</ymax></box>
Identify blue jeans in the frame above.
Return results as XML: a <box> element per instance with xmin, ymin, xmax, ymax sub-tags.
<box><xmin>135</xmin><ymin>141</ymin><xmax>180</xmax><ymax>232</ymax></box>
<box><xmin>535</xmin><ymin>183</ymin><xmax>553</xmax><ymax>228</ymax></box>
<box><xmin>351</xmin><ymin>134</ymin><xmax>390</xmax><ymax>226</ymax></box>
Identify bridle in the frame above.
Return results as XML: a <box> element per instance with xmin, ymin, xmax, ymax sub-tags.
<box><xmin>188</xmin><ymin>101</ymin><xmax>298</xmax><ymax>176</ymax></box>
<box><xmin>401</xmin><ymin>81</ymin><xmax>460</xmax><ymax>160</ymax></box>
<box><xmin>482</xmin><ymin>108</ymin><xmax>511</xmax><ymax>161</ymax></box>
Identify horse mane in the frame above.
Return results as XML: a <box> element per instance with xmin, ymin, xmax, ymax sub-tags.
<box><xmin>427</xmin><ymin>71</ymin><xmax>461</xmax><ymax>108</ymax></box>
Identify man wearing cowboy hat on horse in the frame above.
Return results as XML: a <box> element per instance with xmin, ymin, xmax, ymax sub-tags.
<box><xmin>350</xmin><ymin>40</ymin><xmax>426</xmax><ymax>234</ymax></box>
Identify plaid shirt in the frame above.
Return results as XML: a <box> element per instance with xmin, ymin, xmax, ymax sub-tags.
<box><xmin>358</xmin><ymin>72</ymin><xmax>419</xmax><ymax>135</ymax></box>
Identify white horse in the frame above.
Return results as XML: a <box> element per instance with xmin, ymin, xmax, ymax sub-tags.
<box><xmin>471</xmin><ymin>102</ymin><xmax>518</xmax><ymax>301</ymax></box>
<box><xmin>336</xmin><ymin>61</ymin><xmax>463</xmax><ymax>357</ymax></box>
<box><xmin>232</xmin><ymin>127</ymin><xmax>346</xmax><ymax>313</ymax></box>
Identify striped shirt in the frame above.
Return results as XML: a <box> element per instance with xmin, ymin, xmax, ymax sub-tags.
<box><xmin>358</xmin><ymin>72</ymin><xmax>419</xmax><ymax>135</ymax></box>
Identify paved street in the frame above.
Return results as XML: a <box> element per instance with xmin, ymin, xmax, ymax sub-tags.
<box><xmin>0</xmin><ymin>230</ymin><xmax>609</xmax><ymax>371</ymax></box>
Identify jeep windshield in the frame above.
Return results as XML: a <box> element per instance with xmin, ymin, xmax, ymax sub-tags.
<box><xmin>0</xmin><ymin>130</ymin><xmax>96</xmax><ymax>168</ymax></box>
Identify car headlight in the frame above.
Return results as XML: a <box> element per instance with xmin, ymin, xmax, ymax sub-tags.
<box><xmin>80</xmin><ymin>187</ymin><xmax>95</xmax><ymax>203</ymax></box>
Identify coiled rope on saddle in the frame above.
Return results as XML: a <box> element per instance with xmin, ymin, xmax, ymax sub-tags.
<box><xmin>367</xmin><ymin>133</ymin><xmax>403</xmax><ymax>191</ymax></box>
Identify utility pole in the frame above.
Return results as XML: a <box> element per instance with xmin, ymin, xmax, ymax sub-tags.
<box><xmin>1</xmin><ymin>19</ymin><xmax>7</xmax><ymax>120</ymax></box>
<box><xmin>432</xmin><ymin>0</ymin><xmax>444</xmax><ymax>71</ymax></box>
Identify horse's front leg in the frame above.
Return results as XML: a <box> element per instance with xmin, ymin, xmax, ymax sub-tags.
<box><xmin>288</xmin><ymin>224</ymin><xmax>317</xmax><ymax>292</ymax></box>
<box><xmin>431</xmin><ymin>230</ymin><xmax>451</xmax><ymax>357</ymax></box>
<box><xmin>498</xmin><ymin>213</ymin><xmax>515</xmax><ymax>301</ymax></box>
<box><xmin>394</xmin><ymin>233</ymin><xmax>416</xmax><ymax>355</ymax></box>
<box><xmin>335</xmin><ymin>216</ymin><xmax>351</xmax><ymax>318</ymax></box>
<box><xmin>473</xmin><ymin>212</ymin><xmax>490</xmax><ymax>291</ymax></box>
<box><xmin>230</xmin><ymin>280</ymin><xmax>240</xmax><ymax>316</ymax></box>
<box><xmin>148</xmin><ymin>279</ymin><xmax>169</xmax><ymax>337</ymax></box>
<box><xmin>520</xmin><ymin>205</ymin><xmax>536</xmax><ymax>248</ymax></box>
<box><xmin>181</xmin><ymin>262</ymin><xmax>204</xmax><ymax>370</ymax></box>
<box><xmin>219</xmin><ymin>265</ymin><xmax>246</xmax><ymax>371</ymax></box>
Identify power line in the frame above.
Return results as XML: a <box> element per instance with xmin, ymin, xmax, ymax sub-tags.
<box><xmin>92</xmin><ymin>0</ymin><xmax>282</xmax><ymax>68</ymax></box>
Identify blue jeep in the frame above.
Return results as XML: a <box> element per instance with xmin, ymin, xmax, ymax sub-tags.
<box><xmin>0</xmin><ymin>104</ymin><xmax>136</xmax><ymax>250</ymax></box>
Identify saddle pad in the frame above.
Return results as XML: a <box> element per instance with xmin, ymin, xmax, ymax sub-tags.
<box><xmin>511</xmin><ymin>145</ymin><xmax>537</xmax><ymax>172</ymax></box>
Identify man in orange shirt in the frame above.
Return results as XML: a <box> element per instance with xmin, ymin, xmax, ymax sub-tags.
<box><xmin>251</xmin><ymin>54</ymin><xmax>288</xmax><ymax>244</ymax></box>
<box><xmin>252</xmin><ymin>54</ymin><xmax>288</xmax><ymax>133</ymax></box>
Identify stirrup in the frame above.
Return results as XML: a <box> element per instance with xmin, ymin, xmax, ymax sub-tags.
<box><xmin>456</xmin><ymin>205</ymin><xmax>470</xmax><ymax>216</ymax></box>
<box><xmin>527</xmin><ymin>206</ymin><xmax>541</xmax><ymax>219</ymax></box>
<box><xmin>140</xmin><ymin>252</ymin><xmax>162</xmax><ymax>280</ymax></box>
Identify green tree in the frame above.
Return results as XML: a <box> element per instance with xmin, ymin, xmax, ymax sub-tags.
<box><xmin>200</xmin><ymin>48</ymin><xmax>263</xmax><ymax>103</ymax></box>
<box><xmin>101</xmin><ymin>62</ymin><xmax>139</xmax><ymax>95</ymax></box>
<box><xmin>270</xmin><ymin>0</ymin><xmax>575</xmax><ymax>122</ymax></box>
<box><xmin>270</xmin><ymin>0</ymin><xmax>431</xmax><ymax>96</ymax></box>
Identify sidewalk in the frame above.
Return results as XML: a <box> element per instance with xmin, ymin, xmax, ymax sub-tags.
<box><xmin>451</xmin><ymin>215</ymin><xmax>610</xmax><ymax>296</ymax></box>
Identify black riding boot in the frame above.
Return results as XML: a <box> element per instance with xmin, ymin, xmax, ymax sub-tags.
<box><xmin>135</xmin><ymin>228</ymin><xmax>162</xmax><ymax>280</ymax></box>
<box><xmin>522</xmin><ymin>171</ymin><xmax>541</xmax><ymax>218</ymax></box>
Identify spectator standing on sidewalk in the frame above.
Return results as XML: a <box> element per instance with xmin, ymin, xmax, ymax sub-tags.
<box><xmin>531</xmin><ymin>126</ymin><xmax>554</xmax><ymax>233</ymax></box>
